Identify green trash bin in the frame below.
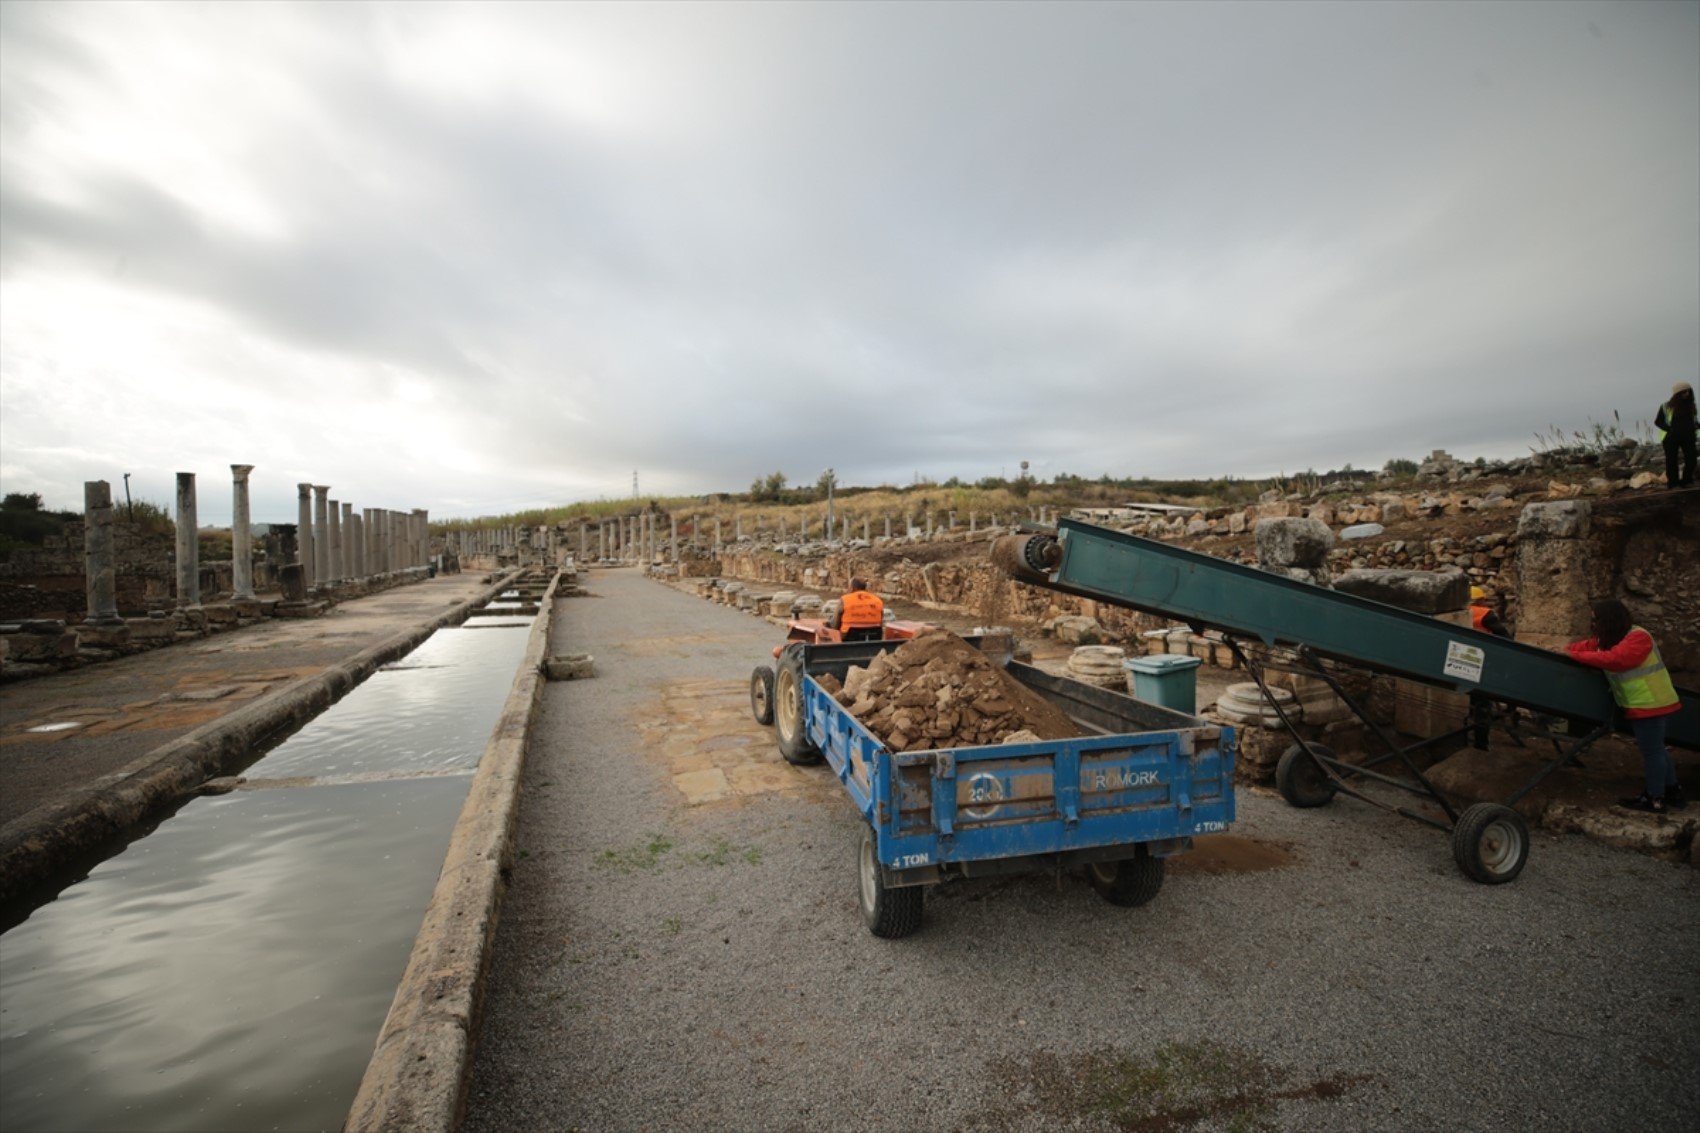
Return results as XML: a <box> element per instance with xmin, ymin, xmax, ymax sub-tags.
<box><xmin>1123</xmin><ymin>654</ymin><xmax>1203</xmax><ymax>715</ymax></box>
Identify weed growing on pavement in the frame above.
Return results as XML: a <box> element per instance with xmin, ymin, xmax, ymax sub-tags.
<box><xmin>595</xmin><ymin>833</ymin><xmax>674</xmax><ymax>871</ymax></box>
<box><xmin>691</xmin><ymin>837</ymin><xmax>763</xmax><ymax>867</ymax></box>
<box><xmin>1001</xmin><ymin>1040</ymin><xmax>1370</xmax><ymax>1132</ymax></box>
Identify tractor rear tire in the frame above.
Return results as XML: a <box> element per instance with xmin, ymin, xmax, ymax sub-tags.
<box><xmin>1085</xmin><ymin>847</ymin><xmax>1165</xmax><ymax>907</ymax></box>
<box><xmin>1276</xmin><ymin>742</ymin><xmax>1338</xmax><ymax>808</ymax></box>
<box><xmin>774</xmin><ymin>648</ymin><xmax>821</xmax><ymax>766</ymax></box>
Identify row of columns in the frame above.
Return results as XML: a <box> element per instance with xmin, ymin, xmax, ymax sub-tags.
<box><xmin>293</xmin><ymin>481</ymin><xmax>429</xmax><ymax>594</ymax></box>
<box><xmin>434</xmin><ymin>504</ymin><xmax>1058</xmax><ymax>576</ymax></box>
<box><xmin>88</xmin><ymin>467</ymin><xmax>432</xmax><ymax>614</ymax></box>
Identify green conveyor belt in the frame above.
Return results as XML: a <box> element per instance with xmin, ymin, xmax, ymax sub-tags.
<box><xmin>1042</xmin><ymin>518</ymin><xmax>1699</xmax><ymax>750</ymax></box>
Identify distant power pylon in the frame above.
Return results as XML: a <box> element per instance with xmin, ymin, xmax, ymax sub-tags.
<box><xmin>633</xmin><ymin>470</ymin><xmax>639</xmax><ymax>500</ymax></box>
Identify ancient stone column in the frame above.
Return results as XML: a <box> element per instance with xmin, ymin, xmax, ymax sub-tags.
<box><xmin>297</xmin><ymin>483</ymin><xmax>316</xmax><ymax>589</ymax></box>
<box><xmin>313</xmin><ymin>486</ymin><xmax>331</xmax><ymax>587</ymax></box>
<box><xmin>363</xmin><ymin>508</ymin><xmax>376</xmax><ymax>576</ymax></box>
<box><xmin>885</xmin><ymin>516</ymin><xmax>892</xmax><ymax>539</ymax></box>
<box><xmin>715</xmin><ymin>518</ymin><xmax>723</xmax><ymax>551</ymax></box>
<box><xmin>670</xmin><ymin>515</ymin><xmax>678</xmax><ymax>562</ymax></box>
<box><xmin>969</xmin><ymin>511</ymin><xmax>977</xmax><ymax>533</ymax></box>
<box><xmin>175</xmin><ymin>471</ymin><xmax>200</xmax><ymax>608</ymax></box>
<box><xmin>734</xmin><ymin>514</ymin><xmax>743</xmax><ymax>541</ymax></box>
<box><xmin>863</xmin><ymin>517</ymin><xmax>870</xmax><ymax>541</ymax></box>
<box><xmin>328</xmin><ymin>498</ymin><xmax>344</xmax><ymax>584</ymax></box>
<box><xmin>416</xmin><ymin>509</ymin><xmax>430</xmax><ymax>568</ymax></box>
<box><xmin>349</xmin><ymin>507</ymin><xmax>364</xmax><ymax>579</ymax></box>
<box><xmin>83</xmin><ymin>480</ymin><xmax>122</xmax><ymax>624</ymax></box>
<box><xmin>230</xmin><ymin>465</ymin><xmax>256</xmax><ymax>600</ymax></box>
<box><xmin>340</xmin><ymin>503</ymin><xmax>355</xmax><ymax>578</ymax></box>
<box><xmin>949</xmin><ymin>510</ymin><xmax>957</xmax><ymax>530</ymax></box>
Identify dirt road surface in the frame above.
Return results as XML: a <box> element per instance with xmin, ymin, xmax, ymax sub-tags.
<box><xmin>464</xmin><ymin>567</ymin><xmax>1699</xmax><ymax>1133</ymax></box>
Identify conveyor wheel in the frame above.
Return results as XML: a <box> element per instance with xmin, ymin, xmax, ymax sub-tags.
<box><xmin>749</xmin><ymin>665</ymin><xmax>775</xmax><ymax>726</ymax></box>
<box><xmin>1276</xmin><ymin>742</ymin><xmax>1338</xmax><ymax>808</ymax></box>
<box><xmin>1451</xmin><ymin>803</ymin><xmax>1529</xmax><ymax>884</ymax></box>
<box><xmin>774</xmin><ymin>648</ymin><xmax>821</xmax><ymax>766</ymax></box>
<box><xmin>858</xmin><ymin>825</ymin><xmax>923</xmax><ymax>938</ymax></box>
<box><xmin>1086</xmin><ymin>847</ymin><xmax>1165</xmax><ymax>907</ymax></box>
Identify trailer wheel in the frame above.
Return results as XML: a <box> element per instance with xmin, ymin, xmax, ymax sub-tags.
<box><xmin>858</xmin><ymin>825</ymin><xmax>923</xmax><ymax>938</ymax></box>
<box><xmin>750</xmin><ymin>665</ymin><xmax>775</xmax><ymax>726</ymax></box>
<box><xmin>1086</xmin><ymin>847</ymin><xmax>1165</xmax><ymax>907</ymax></box>
<box><xmin>1452</xmin><ymin>803</ymin><xmax>1529</xmax><ymax>884</ymax></box>
<box><xmin>774</xmin><ymin>648</ymin><xmax>821</xmax><ymax>765</ymax></box>
<box><xmin>1276</xmin><ymin>742</ymin><xmax>1338</xmax><ymax>808</ymax></box>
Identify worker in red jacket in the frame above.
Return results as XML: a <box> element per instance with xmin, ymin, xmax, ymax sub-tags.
<box><xmin>1567</xmin><ymin>599</ymin><xmax>1685</xmax><ymax>813</ymax></box>
<box><xmin>831</xmin><ymin>577</ymin><xmax>886</xmax><ymax>642</ymax></box>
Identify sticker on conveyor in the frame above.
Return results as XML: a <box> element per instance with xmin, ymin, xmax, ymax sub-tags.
<box><xmin>1443</xmin><ymin>640</ymin><xmax>1485</xmax><ymax>683</ymax></box>
<box><xmin>962</xmin><ymin>772</ymin><xmax>1006</xmax><ymax>819</ymax></box>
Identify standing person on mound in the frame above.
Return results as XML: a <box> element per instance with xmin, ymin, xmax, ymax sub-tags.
<box><xmin>1566</xmin><ymin>599</ymin><xmax>1685</xmax><ymax>814</ymax></box>
<box><xmin>1655</xmin><ymin>381</ymin><xmax>1696</xmax><ymax>489</ymax></box>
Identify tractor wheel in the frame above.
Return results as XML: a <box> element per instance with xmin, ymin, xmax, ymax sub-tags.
<box><xmin>774</xmin><ymin>648</ymin><xmax>821</xmax><ymax>766</ymax></box>
<box><xmin>750</xmin><ymin>665</ymin><xmax>775</xmax><ymax>726</ymax></box>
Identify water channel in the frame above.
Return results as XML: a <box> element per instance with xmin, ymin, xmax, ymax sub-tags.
<box><xmin>0</xmin><ymin>604</ymin><xmax>535</xmax><ymax>1133</ymax></box>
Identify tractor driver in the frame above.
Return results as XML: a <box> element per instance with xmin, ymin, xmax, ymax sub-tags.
<box><xmin>831</xmin><ymin>577</ymin><xmax>886</xmax><ymax>642</ymax></box>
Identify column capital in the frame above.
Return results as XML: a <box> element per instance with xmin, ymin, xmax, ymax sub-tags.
<box><xmin>231</xmin><ymin>464</ymin><xmax>254</xmax><ymax>482</ymax></box>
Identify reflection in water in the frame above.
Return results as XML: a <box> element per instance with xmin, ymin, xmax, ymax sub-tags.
<box><xmin>0</xmin><ymin>623</ymin><xmax>530</xmax><ymax>1133</ymax></box>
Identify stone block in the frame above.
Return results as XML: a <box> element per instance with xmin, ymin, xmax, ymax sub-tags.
<box><xmin>1254</xmin><ymin>517</ymin><xmax>1334</xmax><ymax>568</ymax></box>
<box><xmin>203</xmin><ymin>603</ymin><xmax>239</xmax><ymax>625</ymax></box>
<box><xmin>1339</xmin><ymin>522</ymin><xmax>1385</xmax><ymax>540</ymax></box>
<box><xmin>5</xmin><ymin>629</ymin><xmax>78</xmax><ymax>660</ymax></box>
<box><xmin>1227</xmin><ymin>511</ymin><xmax>1248</xmax><ymax>534</ymax></box>
<box><xmin>75</xmin><ymin>623</ymin><xmax>131</xmax><ymax>649</ymax></box>
<box><xmin>1332</xmin><ymin>568</ymin><xmax>1469</xmax><ymax>614</ymax></box>
<box><xmin>545</xmin><ymin>654</ymin><xmax>596</xmax><ymax>680</ymax></box>
<box><xmin>126</xmin><ymin>616</ymin><xmax>178</xmax><ymax>642</ymax></box>
<box><xmin>1255</xmin><ymin>501</ymin><xmax>1301</xmax><ymax>519</ymax></box>
<box><xmin>1518</xmin><ymin>500</ymin><xmax>1590</xmax><ymax>540</ymax></box>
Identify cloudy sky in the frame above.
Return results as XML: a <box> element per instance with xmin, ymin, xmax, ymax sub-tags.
<box><xmin>2</xmin><ymin>1</ymin><xmax>1696</xmax><ymax>525</ymax></box>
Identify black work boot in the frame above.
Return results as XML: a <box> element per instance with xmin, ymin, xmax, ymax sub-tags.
<box><xmin>1617</xmin><ymin>793</ymin><xmax>1667</xmax><ymax>815</ymax></box>
<box><xmin>1664</xmin><ymin>782</ymin><xmax>1688</xmax><ymax>810</ymax></box>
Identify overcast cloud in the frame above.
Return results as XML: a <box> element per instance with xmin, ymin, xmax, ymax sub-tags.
<box><xmin>2</xmin><ymin>0</ymin><xmax>1696</xmax><ymax>524</ymax></box>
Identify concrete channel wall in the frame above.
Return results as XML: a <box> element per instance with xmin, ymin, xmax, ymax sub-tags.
<box><xmin>345</xmin><ymin>568</ymin><xmax>560</xmax><ymax>1133</ymax></box>
<box><xmin>0</xmin><ymin>572</ymin><xmax>522</xmax><ymax>917</ymax></box>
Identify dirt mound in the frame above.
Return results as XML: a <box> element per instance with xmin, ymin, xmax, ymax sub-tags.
<box><xmin>836</xmin><ymin>628</ymin><xmax>1083</xmax><ymax>752</ymax></box>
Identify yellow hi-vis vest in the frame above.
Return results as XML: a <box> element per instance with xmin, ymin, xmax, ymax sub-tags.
<box><xmin>1605</xmin><ymin>629</ymin><xmax>1679</xmax><ymax>712</ymax></box>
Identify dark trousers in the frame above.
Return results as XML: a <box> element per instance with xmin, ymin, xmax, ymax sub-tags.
<box><xmin>1630</xmin><ymin>715</ymin><xmax>1676</xmax><ymax>798</ymax></box>
<box><xmin>1666</xmin><ymin>434</ymin><xmax>1696</xmax><ymax>488</ymax></box>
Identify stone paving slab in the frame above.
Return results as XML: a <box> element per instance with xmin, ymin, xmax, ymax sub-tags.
<box><xmin>0</xmin><ymin>574</ymin><xmax>496</xmax><ymax>829</ymax></box>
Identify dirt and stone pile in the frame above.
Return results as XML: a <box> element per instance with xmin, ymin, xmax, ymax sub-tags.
<box><xmin>831</xmin><ymin>628</ymin><xmax>1084</xmax><ymax>752</ymax></box>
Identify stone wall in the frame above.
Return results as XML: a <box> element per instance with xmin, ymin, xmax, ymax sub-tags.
<box><xmin>0</xmin><ymin>522</ymin><xmax>292</xmax><ymax>622</ymax></box>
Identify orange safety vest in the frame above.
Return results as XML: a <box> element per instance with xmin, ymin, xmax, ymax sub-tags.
<box><xmin>840</xmin><ymin>589</ymin><xmax>885</xmax><ymax>631</ymax></box>
<box><xmin>1470</xmin><ymin>604</ymin><xmax>1491</xmax><ymax>631</ymax></box>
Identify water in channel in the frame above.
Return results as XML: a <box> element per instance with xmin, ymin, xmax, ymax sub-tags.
<box><xmin>0</xmin><ymin>618</ymin><xmax>533</xmax><ymax>1133</ymax></box>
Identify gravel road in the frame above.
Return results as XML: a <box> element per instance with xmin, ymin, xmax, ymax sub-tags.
<box><xmin>464</xmin><ymin>567</ymin><xmax>1699</xmax><ymax>1133</ymax></box>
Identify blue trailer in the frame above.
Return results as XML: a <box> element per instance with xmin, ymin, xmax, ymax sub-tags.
<box><xmin>749</xmin><ymin>635</ymin><xmax>1236</xmax><ymax>937</ymax></box>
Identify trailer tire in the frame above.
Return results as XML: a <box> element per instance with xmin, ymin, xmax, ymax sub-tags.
<box><xmin>1452</xmin><ymin>803</ymin><xmax>1529</xmax><ymax>884</ymax></box>
<box><xmin>750</xmin><ymin>665</ymin><xmax>775</xmax><ymax>726</ymax></box>
<box><xmin>1086</xmin><ymin>847</ymin><xmax>1165</xmax><ymax>907</ymax></box>
<box><xmin>858</xmin><ymin>825</ymin><xmax>923</xmax><ymax>938</ymax></box>
<box><xmin>1276</xmin><ymin>742</ymin><xmax>1338</xmax><ymax>808</ymax></box>
<box><xmin>774</xmin><ymin>648</ymin><xmax>821</xmax><ymax>765</ymax></box>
